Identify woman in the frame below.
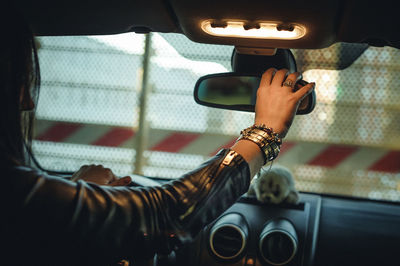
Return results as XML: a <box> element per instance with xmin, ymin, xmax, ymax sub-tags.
<box><xmin>1</xmin><ymin>5</ymin><xmax>315</xmax><ymax>266</ymax></box>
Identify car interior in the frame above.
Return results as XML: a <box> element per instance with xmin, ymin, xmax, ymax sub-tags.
<box><xmin>17</xmin><ymin>0</ymin><xmax>400</xmax><ymax>265</ymax></box>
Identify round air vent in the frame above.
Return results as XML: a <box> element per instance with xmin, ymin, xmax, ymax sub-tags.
<box><xmin>209</xmin><ymin>213</ymin><xmax>248</xmax><ymax>260</ymax></box>
<box><xmin>259</xmin><ymin>219</ymin><xmax>298</xmax><ymax>265</ymax></box>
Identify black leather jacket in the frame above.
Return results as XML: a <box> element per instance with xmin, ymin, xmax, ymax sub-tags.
<box><xmin>2</xmin><ymin>149</ymin><xmax>250</xmax><ymax>265</ymax></box>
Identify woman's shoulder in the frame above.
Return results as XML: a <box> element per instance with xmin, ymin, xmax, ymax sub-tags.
<box><xmin>2</xmin><ymin>160</ymin><xmax>42</xmax><ymax>177</ymax></box>
<box><xmin>2</xmin><ymin>161</ymin><xmax>72</xmax><ymax>194</ymax></box>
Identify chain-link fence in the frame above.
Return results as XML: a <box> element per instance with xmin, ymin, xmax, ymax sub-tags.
<box><xmin>33</xmin><ymin>33</ymin><xmax>400</xmax><ymax>202</ymax></box>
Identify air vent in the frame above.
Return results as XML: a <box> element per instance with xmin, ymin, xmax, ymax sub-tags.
<box><xmin>259</xmin><ymin>219</ymin><xmax>298</xmax><ymax>265</ymax></box>
<box><xmin>210</xmin><ymin>225</ymin><xmax>246</xmax><ymax>260</ymax></box>
<box><xmin>208</xmin><ymin>213</ymin><xmax>248</xmax><ymax>261</ymax></box>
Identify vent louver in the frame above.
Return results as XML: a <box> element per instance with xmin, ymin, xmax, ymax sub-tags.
<box><xmin>210</xmin><ymin>225</ymin><xmax>245</xmax><ymax>259</ymax></box>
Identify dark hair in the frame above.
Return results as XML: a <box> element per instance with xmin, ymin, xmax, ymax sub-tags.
<box><xmin>0</xmin><ymin>4</ymin><xmax>40</xmax><ymax>165</ymax></box>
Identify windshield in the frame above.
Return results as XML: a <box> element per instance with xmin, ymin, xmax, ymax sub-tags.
<box><xmin>33</xmin><ymin>33</ymin><xmax>400</xmax><ymax>202</ymax></box>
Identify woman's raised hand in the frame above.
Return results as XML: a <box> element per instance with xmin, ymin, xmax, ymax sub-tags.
<box><xmin>255</xmin><ymin>68</ymin><xmax>315</xmax><ymax>138</ymax></box>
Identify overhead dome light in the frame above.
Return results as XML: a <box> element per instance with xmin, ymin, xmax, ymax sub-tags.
<box><xmin>201</xmin><ymin>20</ymin><xmax>306</xmax><ymax>40</ymax></box>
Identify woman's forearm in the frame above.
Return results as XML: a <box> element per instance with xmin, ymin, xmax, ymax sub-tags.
<box><xmin>231</xmin><ymin>139</ymin><xmax>265</xmax><ymax>178</ymax></box>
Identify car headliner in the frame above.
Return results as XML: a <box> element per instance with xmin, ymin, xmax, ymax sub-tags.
<box><xmin>16</xmin><ymin>0</ymin><xmax>400</xmax><ymax>50</ymax></box>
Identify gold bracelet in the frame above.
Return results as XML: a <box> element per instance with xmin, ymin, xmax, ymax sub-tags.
<box><xmin>240</xmin><ymin>124</ymin><xmax>282</xmax><ymax>145</ymax></box>
<box><xmin>237</xmin><ymin>125</ymin><xmax>282</xmax><ymax>164</ymax></box>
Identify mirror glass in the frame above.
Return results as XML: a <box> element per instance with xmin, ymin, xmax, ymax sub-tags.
<box><xmin>197</xmin><ymin>76</ymin><xmax>259</xmax><ymax>110</ymax></box>
<box><xmin>194</xmin><ymin>73</ymin><xmax>315</xmax><ymax>114</ymax></box>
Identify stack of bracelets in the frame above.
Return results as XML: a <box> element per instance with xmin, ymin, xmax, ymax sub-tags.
<box><xmin>237</xmin><ymin>124</ymin><xmax>282</xmax><ymax>165</ymax></box>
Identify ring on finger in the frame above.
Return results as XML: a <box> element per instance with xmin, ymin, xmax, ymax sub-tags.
<box><xmin>282</xmin><ymin>79</ymin><xmax>294</xmax><ymax>87</ymax></box>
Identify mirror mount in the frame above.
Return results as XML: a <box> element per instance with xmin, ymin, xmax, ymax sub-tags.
<box><xmin>235</xmin><ymin>46</ymin><xmax>277</xmax><ymax>56</ymax></box>
<box><xmin>231</xmin><ymin>47</ymin><xmax>297</xmax><ymax>75</ymax></box>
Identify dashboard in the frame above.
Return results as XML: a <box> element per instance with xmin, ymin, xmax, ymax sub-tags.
<box><xmin>159</xmin><ymin>192</ymin><xmax>400</xmax><ymax>266</ymax></box>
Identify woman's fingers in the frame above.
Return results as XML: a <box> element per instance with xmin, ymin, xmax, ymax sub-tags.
<box><xmin>282</xmin><ymin>72</ymin><xmax>302</xmax><ymax>90</ymax></box>
<box><xmin>271</xmin><ymin>68</ymin><xmax>289</xmax><ymax>87</ymax></box>
<box><xmin>294</xmin><ymin>82</ymin><xmax>315</xmax><ymax>101</ymax></box>
<box><xmin>109</xmin><ymin>176</ymin><xmax>132</xmax><ymax>186</ymax></box>
<box><xmin>260</xmin><ymin>68</ymin><xmax>277</xmax><ymax>87</ymax></box>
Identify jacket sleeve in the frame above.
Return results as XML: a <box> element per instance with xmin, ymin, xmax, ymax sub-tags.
<box><xmin>5</xmin><ymin>149</ymin><xmax>250</xmax><ymax>264</ymax></box>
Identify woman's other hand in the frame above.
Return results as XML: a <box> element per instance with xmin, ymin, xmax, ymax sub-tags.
<box><xmin>255</xmin><ymin>68</ymin><xmax>315</xmax><ymax>138</ymax></box>
<box><xmin>71</xmin><ymin>164</ymin><xmax>131</xmax><ymax>186</ymax></box>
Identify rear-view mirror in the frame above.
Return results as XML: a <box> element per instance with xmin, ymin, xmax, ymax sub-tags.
<box><xmin>194</xmin><ymin>73</ymin><xmax>316</xmax><ymax>114</ymax></box>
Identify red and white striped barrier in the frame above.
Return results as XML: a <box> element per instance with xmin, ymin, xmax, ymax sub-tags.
<box><xmin>34</xmin><ymin>120</ymin><xmax>400</xmax><ymax>174</ymax></box>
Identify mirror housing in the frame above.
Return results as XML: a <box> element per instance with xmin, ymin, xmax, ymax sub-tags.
<box><xmin>194</xmin><ymin>72</ymin><xmax>316</xmax><ymax>114</ymax></box>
